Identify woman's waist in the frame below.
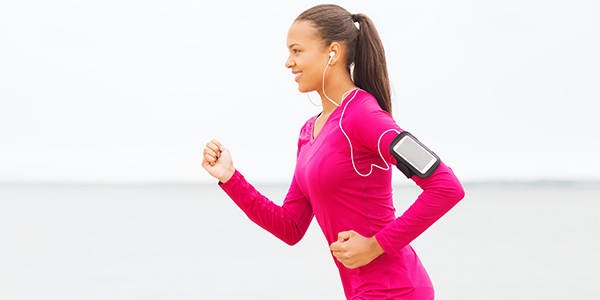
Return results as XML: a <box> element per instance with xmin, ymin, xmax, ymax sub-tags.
<box><xmin>340</xmin><ymin>245</ymin><xmax>433</xmax><ymax>297</ymax></box>
<box><xmin>314</xmin><ymin>207</ymin><xmax>396</xmax><ymax>243</ymax></box>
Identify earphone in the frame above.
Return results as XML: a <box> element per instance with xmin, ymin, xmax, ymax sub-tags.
<box><xmin>306</xmin><ymin>50</ymin><xmax>337</xmax><ymax>107</ymax></box>
<box><xmin>323</xmin><ymin>51</ymin><xmax>340</xmax><ymax>107</ymax></box>
<box><xmin>305</xmin><ymin>51</ymin><xmax>336</xmax><ymax>107</ymax></box>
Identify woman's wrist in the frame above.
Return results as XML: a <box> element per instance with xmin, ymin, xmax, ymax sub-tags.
<box><xmin>219</xmin><ymin>167</ymin><xmax>236</xmax><ymax>184</ymax></box>
<box><xmin>370</xmin><ymin>236</ymin><xmax>385</xmax><ymax>256</ymax></box>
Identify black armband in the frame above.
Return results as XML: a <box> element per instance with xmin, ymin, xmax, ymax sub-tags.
<box><xmin>389</xmin><ymin>131</ymin><xmax>440</xmax><ymax>178</ymax></box>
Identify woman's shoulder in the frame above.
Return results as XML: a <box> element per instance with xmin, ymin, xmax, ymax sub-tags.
<box><xmin>296</xmin><ymin>114</ymin><xmax>318</xmax><ymax>150</ymax></box>
<box><xmin>340</xmin><ymin>89</ymin><xmax>399</xmax><ymax>136</ymax></box>
<box><xmin>342</xmin><ymin>89</ymin><xmax>391</xmax><ymax>122</ymax></box>
<box><xmin>300</xmin><ymin>114</ymin><xmax>318</xmax><ymax>136</ymax></box>
<box><xmin>344</xmin><ymin>89</ymin><xmax>384</xmax><ymax>113</ymax></box>
<box><xmin>293</xmin><ymin>114</ymin><xmax>317</xmax><ymax>155</ymax></box>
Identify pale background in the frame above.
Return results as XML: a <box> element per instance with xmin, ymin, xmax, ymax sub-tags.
<box><xmin>1</xmin><ymin>0</ymin><xmax>599</xmax><ymax>185</ymax></box>
<box><xmin>1</xmin><ymin>1</ymin><xmax>599</xmax><ymax>299</ymax></box>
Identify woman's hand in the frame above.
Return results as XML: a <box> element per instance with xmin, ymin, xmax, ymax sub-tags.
<box><xmin>202</xmin><ymin>139</ymin><xmax>235</xmax><ymax>183</ymax></box>
<box><xmin>330</xmin><ymin>230</ymin><xmax>385</xmax><ymax>269</ymax></box>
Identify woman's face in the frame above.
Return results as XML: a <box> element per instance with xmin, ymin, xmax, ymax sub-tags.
<box><xmin>285</xmin><ymin>21</ymin><xmax>329</xmax><ymax>93</ymax></box>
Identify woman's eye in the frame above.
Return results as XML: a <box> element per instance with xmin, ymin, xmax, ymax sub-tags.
<box><xmin>293</xmin><ymin>49</ymin><xmax>300</xmax><ymax>54</ymax></box>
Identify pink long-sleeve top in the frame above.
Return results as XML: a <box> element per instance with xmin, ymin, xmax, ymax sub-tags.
<box><xmin>219</xmin><ymin>89</ymin><xmax>464</xmax><ymax>299</ymax></box>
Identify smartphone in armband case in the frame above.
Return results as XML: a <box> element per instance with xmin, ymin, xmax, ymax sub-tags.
<box><xmin>390</xmin><ymin>131</ymin><xmax>440</xmax><ymax>178</ymax></box>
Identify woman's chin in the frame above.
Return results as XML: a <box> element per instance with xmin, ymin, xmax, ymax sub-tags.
<box><xmin>297</xmin><ymin>85</ymin><xmax>315</xmax><ymax>94</ymax></box>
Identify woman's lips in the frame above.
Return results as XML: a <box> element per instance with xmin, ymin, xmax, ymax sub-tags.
<box><xmin>294</xmin><ymin>72</ymin><xmax>303</xmax><ymax>82</ymax></box>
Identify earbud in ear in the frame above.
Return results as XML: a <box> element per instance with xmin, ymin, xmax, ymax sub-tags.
<box><xmin>327</xmin><ymin>51</ymin><xmax>336</xmax><ymax>65</ymax></box>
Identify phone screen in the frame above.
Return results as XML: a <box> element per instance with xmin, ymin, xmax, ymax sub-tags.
<box><xmin>392</xmin><ymin>136</ymin><xmax>437</xmax><ymax>174</ymax></box>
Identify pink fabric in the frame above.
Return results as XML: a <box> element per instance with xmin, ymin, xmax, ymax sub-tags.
<box><xmin>219</xmin><ymin>90</ymin><xmax>464</xmax><ymax>299</ymax></box>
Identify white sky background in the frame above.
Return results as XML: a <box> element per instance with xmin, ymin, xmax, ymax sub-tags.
<box><xmin>1</xmin><ymin>0</ymin><xmax>598</xmax><ymax>184</ymax></box>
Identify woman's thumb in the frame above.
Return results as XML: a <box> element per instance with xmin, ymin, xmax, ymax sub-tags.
<box><xmin>338</xmin><ymin>230</ymin><xmax>355</xmax><ymax>242</ymax></box>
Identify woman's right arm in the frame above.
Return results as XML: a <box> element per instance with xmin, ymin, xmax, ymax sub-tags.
<box><xmin>203</xmin><ymin>140</ymin><xmax>314</xmax><ymax>246</ymax></box>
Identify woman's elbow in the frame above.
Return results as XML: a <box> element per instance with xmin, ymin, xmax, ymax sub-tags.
<box><xmin>282</xmin><ymin>233</ymin><xmax>303</xmax><ymax>246</ymax></box>
<box><xmin>283</xmin><ymin>237</ymin><xmax>301</xmax><ymax>246</ymax></box>
<box><xmin>434</xmin><ymin>174</ymin><xmax>465</xmax><ymax>206</ymax></box>
<box><xmin>279</xmin><ymin>227</ymin><xmax>306</xmax><ymax>246</ymax></box>
<box><xmin>444</xmin><ymin>171</ymin><xmax>465</xmax><ymax>204</ymax></box>
<box><xmin>438</xmin><ymin>165</ymin><xmax>465</xmax><ymax>203</ymax></box>
<box><xmin>421</xmin><ymin>171</ymin><xmax>465</xmax><ymax>204</ymax></box>
<box><xmin>453</xmin><ymin>182</ymin><xmax>465</xmax><ymax>203</ymax></box>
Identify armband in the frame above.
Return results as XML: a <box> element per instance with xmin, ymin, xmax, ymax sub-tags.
<box><xmin>389</xmin><ymin>131</ymin><xmax>440</xmax><ymax>178</ymax></box>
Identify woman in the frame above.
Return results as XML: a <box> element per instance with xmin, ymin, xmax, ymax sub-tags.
<box><xmin>202</xmin><ymin>4</ymin><xmax>464</xmax><ymax>300</ymax></box>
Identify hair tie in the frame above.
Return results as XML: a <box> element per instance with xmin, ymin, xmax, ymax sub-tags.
<box><xmin>352</xmin><ymin>14</ymin><xmax>358</xmax><ymax>23</ymax></box>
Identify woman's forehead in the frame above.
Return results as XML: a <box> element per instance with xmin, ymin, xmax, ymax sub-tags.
<box><xmin>286</xmin><ymin>21</ymin><xmax>319</xmax><ymax>48</ymax></box>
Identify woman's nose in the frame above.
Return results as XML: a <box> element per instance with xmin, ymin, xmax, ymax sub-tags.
<box><xmin>285</xmin><ymin>56</ymin><xmax>294</xmax><ymax>68</ymax></box>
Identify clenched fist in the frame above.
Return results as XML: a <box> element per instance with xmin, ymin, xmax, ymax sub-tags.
<box><xmin>202</xmin><ymin>139</ymin><xmax>235</xmax><ymax>183</ymax></box>
<box><xmin>330</xmin><ymin>230</ymin><xmax>385</xmax><ymax>269</ymax></box>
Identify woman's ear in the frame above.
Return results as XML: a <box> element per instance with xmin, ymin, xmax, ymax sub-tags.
<box><xmin>328</xmin><ymin>42</ymin><xmax>342</xmax><ymax>66</ymax></box>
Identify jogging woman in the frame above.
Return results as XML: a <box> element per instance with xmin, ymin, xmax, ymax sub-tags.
<box><xmin>202</xmin><ymin>4</ymin><xmax>464</xmax><ymax>299</ymax></box>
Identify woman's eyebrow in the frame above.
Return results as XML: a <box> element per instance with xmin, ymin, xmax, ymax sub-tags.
<box><xmin>288</xmin><ymin>43</ymin><xmax>301</xmax><ymax>49</ymax></box>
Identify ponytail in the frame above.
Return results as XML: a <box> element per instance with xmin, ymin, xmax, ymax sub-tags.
<box><xmin>352</xmin><ymin>14</ymin><xmax>392</xmax><ymax>114</ymax></box>
<box><xmin>296</xmin><ymin>5</ymin><xmax>392</xmax><ymax>114</ymax></box>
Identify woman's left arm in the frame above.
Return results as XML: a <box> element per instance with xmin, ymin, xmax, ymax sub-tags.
<box><xmin>330</xmin><ymin>94</ymin><xmax>464</xmax><ymax>267</ymax></box>
<box><xmin>331</xmin><ymin>159</ymin><xmax>464</xmax><ymax>267</ymax></box>
<box><xmin>374</xmin><ymin>161</ymin><xmax>465</xmax><ymax>257</ymax></box>
<box><xmin>331</xmin><ymin>162</ymin><xmax>464</xmax><ymax>267</ymax></box>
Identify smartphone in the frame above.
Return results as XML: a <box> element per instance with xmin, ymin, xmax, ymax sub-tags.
<box><xmin>390</xmin><ymin>131</ymin><xmax>440</xmax><ymax>178</ymax></box>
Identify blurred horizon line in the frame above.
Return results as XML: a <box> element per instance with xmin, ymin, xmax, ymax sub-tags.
<box><xmin>1</xmin><ymin>179</ymin><xmax>599</xmax><ymax>188</ymax></box>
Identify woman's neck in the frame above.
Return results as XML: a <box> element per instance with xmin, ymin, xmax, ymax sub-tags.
<box><xmin>318</xmin><ymin>74</ymin><xmax>357</xmax><ymax>116</ymax></box>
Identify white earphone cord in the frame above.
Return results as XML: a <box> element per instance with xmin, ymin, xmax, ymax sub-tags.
<box><xmin>323</xmin><ymin>53</ymin><xmax>340</xmax><ymax>107</ymax></box>
<box><xmin>319</xmin><ymin>52</ymin><xmax>399</xmax><ymax>177</ymax></box>
<box><xmin>339</xmin><ymin>90</ymin><xmax>399</xmax><ymax>177</ymax></box>
<box><xmin>305</xmin><ymin>52</ymin><xmax>337</xmax><ymax>107</ymax></box>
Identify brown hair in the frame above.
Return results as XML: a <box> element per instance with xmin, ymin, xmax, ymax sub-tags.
<box><xmin>296</xmin><ymin>4</ymin><xmax>392</xmax><ymax>114</ymax></box>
